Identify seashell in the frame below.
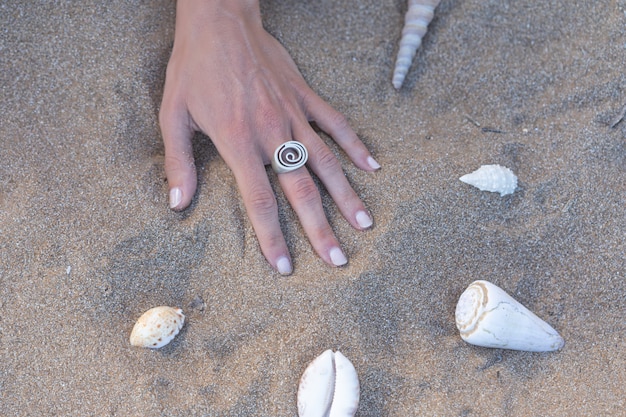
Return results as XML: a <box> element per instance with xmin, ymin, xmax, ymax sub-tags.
<box><xmin>459</xmin><ymin>164</ymin><xmax>518</xmax><ymax>196</ymax></box>
<box><xmin>392</xmin><ymin>0</ymin><xmax>442</xmax><ymax>89</ymax></box>
<box><xmin>129</xmin><ymin>306</ymin><xmax>185</xmax><ymax>349</ymax></box>
<box><xmin>455</xmin><ymin>280</ymin><xmax>565</xmax><ymax>352</ymax></box>
<box><xmin>297</xmin><ymin>349</ymin><xmax>360</xmax><ymax>417</ymax></box>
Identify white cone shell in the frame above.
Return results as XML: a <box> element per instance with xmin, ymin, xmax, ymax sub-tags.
<box><xmin>459</xmin><ymin>164</ymin><xmax>518</xmax><ymax>196</ymax></box>
<box><xmin>297</xmin><ymin>349</ymin><xmax>360</xmax><ymax>417</ymax></box>
<box><xmin>455</xmin><ymin>280</ymin><xmax>565</xmax><ymax>352</ymax></box>
<box><xmin>129</xmin><ymin>306</ymin><xmax>185</xmax><ymax>349</ymax></box>
<box><xmin>392</xmin><ymin>0</ymin><xmax>441</xmax><ymax>89</ymax></box>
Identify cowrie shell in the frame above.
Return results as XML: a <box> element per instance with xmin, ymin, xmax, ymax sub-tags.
<box><xmin>130</xmin><ymin>306</ymin><xmax>185</xmax><ymax>349</ymax></box>
<box><xmin>297</xmin><ymin>349</ymin><xmax>360</xmax><ymax>417</ymax></box>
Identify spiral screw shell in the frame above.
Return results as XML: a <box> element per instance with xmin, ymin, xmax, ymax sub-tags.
<box><xmin>393</xmin><ymin>0</ymin><xmax>441</xmax><ymax>89</ymax></box>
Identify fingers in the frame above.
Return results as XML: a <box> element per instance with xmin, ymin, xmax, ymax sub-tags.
<box><xmin>159</xmin><ymin>101</ymin><xmax>198</xmax><ymax>211</ymax></box>
<box><xmin>289</xmin><ymin>86</ymin><xmax>376</xmax><ymax>231</ymax></box>
<box><xmin>301</xmin><ymin>89</ymin><xmax>381</xmax><ymax>172</ymax></box>
<box><xmin>264</xmin><ymin>90</ymin><xmax>376</xmax><ymax>268</ymax></box>
<box><xmin>292</xmin><ymin>122</ymin><xmax>374</xmax><ymax>232</ymax></box>
<box><xmin>227</xmin><ymin>134</ymin><xmax>350</xmax><ymax>270</ymax></box>
<box><xmin>230</xmin><ymin>155</ymin><xmax>293</xmax><ymax>275</ymax></box>
<box><xmin>276</xmin><ymin>168</ymin><xmax>348</xmax><ymax>267</ymax></box>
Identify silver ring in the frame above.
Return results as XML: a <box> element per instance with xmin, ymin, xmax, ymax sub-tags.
<box><xmin>272</xmin><ymin>141</ymin><xmax>308</xmax><ymax>174</ymax></box>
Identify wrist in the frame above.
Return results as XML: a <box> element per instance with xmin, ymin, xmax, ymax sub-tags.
<box><xmin>176</xmin><ymin>0</ymin><xmax>261</xmax><ymax>26</ymax></box>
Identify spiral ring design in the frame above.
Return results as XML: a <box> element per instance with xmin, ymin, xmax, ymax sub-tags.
<box><xmin>272</xmin><ymin>141</ymin><xmax>308</xmax><ymax>174</ymax></box>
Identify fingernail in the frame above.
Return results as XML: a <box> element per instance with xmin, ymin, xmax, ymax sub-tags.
<box><xmin>276</xmin><ymin>256</ymin><xmax>293</xmax><ymax>275</ymax></box>
<box><xmin>329</xmin><ymin>247</ymin><xmax>347</xmax><ymax>266</ymax></box>
<box><xmin>169</xmin><ymin>187</ymin><xmax>182</xmax><ymax>209</ymax></box>
<box><xmin>356</xmin><ymin>211</ymin><xmax>373</xmax><ymax>229</ymax></box>
<box><xmin>367</xmin><ymin>156</ymin><xmax>381</xmax><ymax>170</ymax></box>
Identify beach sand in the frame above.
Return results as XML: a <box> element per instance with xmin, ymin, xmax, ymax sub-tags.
<box><xmin>1</xmin><ymin>0</ymin><xmax>624</xmax><ymax>415</ymax></box>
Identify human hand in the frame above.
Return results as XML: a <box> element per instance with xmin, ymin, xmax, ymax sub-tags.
<box><xmin>159</xmin><ymin>0</ymin><xmax>380</xmax><ymax>275</ymax></box>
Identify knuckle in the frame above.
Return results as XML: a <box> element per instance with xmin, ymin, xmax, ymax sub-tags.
<box><xmin>165</xmin><ymin>153</ymin><xmax>196</xmax><ymax>174</ymax></box>
<box><xmin>291</xmin><ymin>176</ymin><xmax>320</xmax><ymax>205</ymax></box>
<box><xmin>263</xmin><ymin>232</ymin><xmax>285</xmax><ymax>250</ymax></box>
<box><xmin>247</xmin><ymin>186</ymin><xmax>278</xmax><ymax>217</ymax></box>
<box><xmin>224</xmin><ymin>124</ymin><xmax>254</xmax><ymax>146</ymax></box>
<box><xmin>315</xmin><ymin>147</ymin><xmax>342</xmax><ymax>173</ymax></box>
<box><xmin>158</xmin><ymin>100</ymin><xmax>176</xmax><ymax>129</ymax></box>
<box><xmin>158</xmin><ymin>82</ymin><xmax>183</xmax><ymax>124</ymax></box>
<box><xmin>328</xmin><ymin>110</ymin><xmax>350</xmax><ymax>132</ymax></box>
<box><xmin>257</xmin><ymin>107</ymin><xmax>284</xmax><ymax>134</ymax></box>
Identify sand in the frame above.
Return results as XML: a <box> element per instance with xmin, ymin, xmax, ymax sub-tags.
<box><xmin>1</xmin><ymin>0</ymin><xmax>624</xmax><ymax>415</ymax></box>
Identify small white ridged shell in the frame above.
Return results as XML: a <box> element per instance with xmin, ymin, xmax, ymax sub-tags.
<box><xmin>297</xmin><ymin>349</ymin><xmax>360</xmax><ymax>417</ymax></box>
<box><xmin>129</xmin><ymin>306</ymin><xmax>185</xmax><ymax>349</ymax></box>
<box><xmin>455</xmin><ymin>280</ymin><xmax>565</xmax><ymax>352</ymax></box>
<box><xmin>459</xmin><ymin>164</ymin><xmax>518</xmax><ymax>196</ymax></box>
<box><xmin>392</xmin><ymin>0</ymin><xmax>441</xmax><ymax>89</ymax></box>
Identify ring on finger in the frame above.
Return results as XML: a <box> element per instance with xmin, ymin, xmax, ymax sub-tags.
<box><xmin>272</xmin><ymin>141</ymin><xmax>308</xmax><ymax>174</ymax></box>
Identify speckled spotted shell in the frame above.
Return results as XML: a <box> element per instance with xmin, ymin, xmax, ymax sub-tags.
<box><xmin>129</xmin><ymin>306</ymin><xmax>185</xmax><ymax>349</ymax></box>
<box><xmin>459</xmin><ymin>164</ymin><xmax>518</xmax><ymax>196</ymax></box>
<box><xmin>393</xmin><ymin>0</ymin><xmax>442</xmax><ymax>89</ymax></box>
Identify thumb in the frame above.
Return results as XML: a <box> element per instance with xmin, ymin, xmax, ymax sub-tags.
<box><xmin>159</xmin><ymin>102</ymin><xmax>198</xmax><ymax>211</ymax></box>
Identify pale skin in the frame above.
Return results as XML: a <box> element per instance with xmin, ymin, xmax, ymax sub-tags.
<box><xmin>159</xmin><ymin>0</ymin><xmax>380</xmax><ymax>275</ymax></box>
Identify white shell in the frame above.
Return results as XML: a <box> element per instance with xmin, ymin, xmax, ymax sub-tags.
<box><xmin>455</xmin><ymin>280</ymin><xmax>565</xmax><ymax>352</ymax></box>
<box><xmin>129</xmin><ymin>306</ymin><xmax>185</xmax><ymax>349</ymax></box>
<box><xmin>459</xmin><ymin>164</ymin><xmax>518</xmax><ymax>196</ymax></box>
<box><xmin>297</xmin><ymin>349</ymin><xmax>360</xmax><ymax>417</ymax></box>
<box><xmin>393</xmin><ymin>0</ymin><xmax>441</xmax><ymax>89</ymax></box>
